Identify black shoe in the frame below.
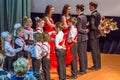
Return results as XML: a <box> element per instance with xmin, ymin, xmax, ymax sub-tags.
<box><xmin>77</xmin><ymin>71</ymin><xmax>86</xmax><ymax>75</ymax></box>
<box><xmin>67</xmin><ymin>75</ymin><xmax>78</xmax><ymax>79</ymax></box>
<box><xmin>88</xmin><ymin>66</ymin><xmax>101</xmax><ymax>70</ymax></box>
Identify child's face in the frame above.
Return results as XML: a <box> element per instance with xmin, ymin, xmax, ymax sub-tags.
<box><xmin>38</xmin><ymin>20</ymin><xmax>44</xmax><ymax>27</ymax></box>
<box><xmin>55</xmin><ymin>27</ymin><xmax>60</xmax><ymax>32</ymax></box>
<box><xmin>6</xmin><ymin>35</ymin><xmax>12</xmax><ymax>42</ymax></box>
<box><xmin>27</xmin><ymin>18</ymin><xmax>33</xmax><ymax>27</ymax></box>
<box><xmin>68</xmin><ymin>21</ymin><xmax>72</xmax><ymax>26</ymax></box>
<box><xmin>19</xmin><ymin>29</ymin><xmax>24</xmax><ymax>37</ymax></box>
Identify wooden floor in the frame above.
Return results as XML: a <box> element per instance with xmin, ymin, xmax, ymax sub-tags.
<box><xmin>0</xmin><ymin>50</ymin><xmax>120</xmax><ymax>80</ymax></box>
<box><xmin>50</xmin><ymin>52</ymin><xmax>120</xmax><ymax>80</ymax></box>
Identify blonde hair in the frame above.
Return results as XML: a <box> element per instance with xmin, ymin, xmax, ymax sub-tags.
<box><xmin>68</xmin><ymin>17</ymin><xmax>77</xmax><ymax>26</ymax></box>
<box><xmin>43</xmin><ymin>32</ymin><xmax>50</xmax><ymax>41</ymax></box>
<box><xmin>13</xmin><ymin>57</ymin><xmax>28</xmax><ymax>76</ymax></box>
<box><xmin>23</xmin><ymin>16</ymin><xmax>32</xmax><ymax>26</ymax></box>
<box><xmin>16</xmin><ymin>27</ymin><xmax>24</xmax><ymax>36</ymax></box>
<box><xmin>36</xmin><ymin>18</ymin><xmax>44</xmax><ymax>27</ymax></box>
<box><xmin>0</xmin><ymin>54</ymin><xmax>3</xmax><ymax>67</ymax></box>
<box><xmin>1</xmin><ymin>31</ymin><xmax>10</xmax><ymax>50</ymax></box>
<box><xmin>33</xmin><ymin>33</ymin><xmax>43</xmax><ymax>42</ymax></box>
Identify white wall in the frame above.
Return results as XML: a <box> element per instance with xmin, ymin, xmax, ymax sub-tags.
<box><xmin>31</xmin><ymin>0</ymin><xmax>120</xmax><ymax>17</ymax></box>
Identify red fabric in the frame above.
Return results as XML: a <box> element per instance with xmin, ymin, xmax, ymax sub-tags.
<box><xmin>69</xmin><ymin>33</ymin><xmax>78</xmax><ymax>47</ymax></box>
<box><xmin>58</xmin><ymin>34</ymin><xmax>65</xmax><ymax>46</ymax></box>
<box><xmin>44</xmin><ymin>18</ymin><xmax>58</xmax><ymax>68</ymax></box>
<box><xmin>19</xmin><ymin>37</ymin><xmax>25</xmax><ymax>43</ymax></box>
<box><xmin>64</xmin><ymin>31</ymin><xmax>73</xmax><ymax>66</ymax></box>
<box><xmin>49</xmin><ymin>41</ymin><xmax>58</xmax><ymax>69</ymax></box>
<box><xmin>62</xmin><ymin>18</ymin><xmax>73</xmax><ymax>66</ymax></box>
<box><xmin>44</xmin><ymin>18</ymin><xmax>55</xmax><ymax>32</ymax></box>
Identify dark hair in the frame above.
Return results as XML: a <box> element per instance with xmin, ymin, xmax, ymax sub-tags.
<box><xmin>43</xmin><ymin>32</ymin><xmax>50</xmax><ymax>41</ymax></box>
<box><xmin>76</xmin><ymin>4</ymin><xmax>84</xmax><ymax>11</ymax></box>
<box><xmin>89</xmin><ymin>1</ymin><xmax>98</xmax><ymax>9</ymax></box>
<box><xmin>62</xmin><ymin>4</ymin><xmax>71</xmax><ymax>16</ymax></box>
<box><xmin>33</xmin><ymin>33</ymin><xmax>43</xmax><ymax>42</ymax></box>
<box><xmin>55</xmin><ymin>22</ymin><xmax>64</xmax><ymax>30</ymax></box>
<box><xmin>68</xmin><ymin>17</ymin><xmax>77</xmax><ymax>26</ymax></box>
<box><xmin>44</xmin><ymin>5</ymin><xmax>54</xmax><ymax>16</ymax></box>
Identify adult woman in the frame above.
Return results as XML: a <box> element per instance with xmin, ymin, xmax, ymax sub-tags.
<box><xmin>44</xmin><ymin>5</ymin><xmax>58</xmax><ymax>68</ymax></box>
<box><xmin>61</xmin><ymin>4</ymin><xmax>72</xmax><ymax>65</ymax></box>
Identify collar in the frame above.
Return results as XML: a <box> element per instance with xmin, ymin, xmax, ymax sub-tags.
<box><xmin>92</xmin><ymin>10</ymin><xmax>97</xmax><ymax>13</ymax></box>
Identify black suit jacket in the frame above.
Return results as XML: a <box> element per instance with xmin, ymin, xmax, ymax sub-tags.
<box><xmin>88</xmin><ymin>10</ymin><xmax>101</xmax><ymax>40</ymax></box>
<box><xmin>76</xmin><ymin>13</ymin><xmax>88</xmax><ymax>42</ymax></box>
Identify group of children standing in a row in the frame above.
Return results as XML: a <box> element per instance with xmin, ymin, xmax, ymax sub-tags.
<box><xmin>1</xmin><ymin>14</ymin><xmax>78</xmax><ymax>80</ymax></box>
<box><xmin>1</xmin><ymin>1</ymin><xmax>101</xmax><ymax>79</ymax></box>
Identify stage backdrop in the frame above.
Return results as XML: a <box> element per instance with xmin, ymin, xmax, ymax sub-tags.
<box><xmin>31</xmin><ymin>0</ymin><xmax>120</xmax><ymax>17</ymax></box>
<box><xmin>31</xmin><ymin>0</ymin><xmax>120</xmax><ymax>54</ymax></box>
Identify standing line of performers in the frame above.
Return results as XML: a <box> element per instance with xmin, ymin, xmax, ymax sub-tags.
<box><xmin>1</xmin><ymin>1</ymin><xmax>101</xmax><ymax>80</ymax></box>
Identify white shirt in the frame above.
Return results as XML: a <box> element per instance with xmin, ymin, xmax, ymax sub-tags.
<box><xmin>15</xmin><ymin>37</ymin><xmax>25</xmax><ymax>47</ymax></box>
<box><xmin>42</xmin><ymin>42</ymin><xmax>50</xmax><ymax>56</ymax></box>
<box><xmin>55</xmin><ymin>31</ymin><xmax>65</xmax><ymax>49</ymax></box>
<box><xmin>36</xmin><ymin>27</ymin><xmax>43</xmax><ymax>33</ymax></box>
<box><xmin>68</xmin><ymin>26</ymin><xmax>77</xmax><ymax>43</ymax></box>
<box><xmin>26</xmin><ymin>42</ymin><xmax>42</xmax><ymax>59</ymax></box>
<box><xmin>4</xmin><ymin>41</ymin><xmax>22</xmax><ymax>57</ymax></box>
<box><xmin>24</xmin><ymin>29</ymin><xmax>34</xmax><ymax>40</ymax></box>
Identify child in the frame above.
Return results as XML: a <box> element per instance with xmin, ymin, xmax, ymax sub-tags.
<box><xmin>23</xmin><ymin>16</ymin><xmax>34</xmax><ymax>45</ymax></box>
<box><xmin>55</xmin><ymin>22</ymin><xmax>66</xmax><ymax>80</ymax></box>
<box><xmin>14</xmin><ymin>23</ymin><xmax>21</xmax><ymax>36</ymax></box>
<box><xmin>1</xmin><ymin>31</ymin><xmax>22</xmax><ymax>72</ymax></box>
<box><xmin>11</xmin><ymin>57</ymin><xmax>29</xmax><ymax>80</ymax></box>
<box><xmin>42</xmin><ymin>32</ymin><xmax>50</xmax><ymax>80</ymax></box>
<box><xmin>35</xmin><ymin>17</ymin><xmax>44</xmax><ymax>33</ymax></box>
<box><xmin>27</xmin><ymin>33</ymin><xmax>43</xmax><ymax>72</ymax></box>
<box><xmin>0</xmin><ymin>54</ymin><xmax>11</xmax><ymax>79</ymax></box>
<box><xmin>67</xmin><ymin>17</ymin><xmax>78</xmax><ymax>79</ymax></box>
<box><xmin>14</xmin><ymin>27</ymin><xmax>28</xmax><ymax>59</ymax></box>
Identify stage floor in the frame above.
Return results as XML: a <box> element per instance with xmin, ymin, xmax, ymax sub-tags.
<box><xmin>50</xmin><ymin>52</ymin><xmax>120</xmax><ymax>80</ymax></box>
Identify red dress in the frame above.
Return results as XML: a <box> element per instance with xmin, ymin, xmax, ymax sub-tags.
<box><xmin>44</xmin><ymin>18</ymin><xmax>58</xmax><ymax>68</ymax></box>
<box><xmin>63</xmin><ymin>18</ymin><xmax>73</xmax><ymax>66</ymax></box>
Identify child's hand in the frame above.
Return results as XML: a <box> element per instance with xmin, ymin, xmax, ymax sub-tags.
<box><xmin>46</xmin><ymin>54</ymin><xmax>50</xmax><ymax>59</ymax></box>
<box><xmin>73</xmin><ymin>39</ymin><xmax>77</xmax><ymax>43</ymax></box>
<box><xmin>39</xmin><ymin>56</ymin><xmax>42</xmax><ymax>59</ymax></box>
<box><xmin>62</xmin><ymin>45</ymin><xmax>66</xmax><ymax>50</ymax></box>
<box><xmin>22</xmin><ymin>44</ymin><xmax>25</xmax><ymax>50</ymax></box>
<box><xmin>85</xmin><ymin>29</ymin><xmax>89</xmax><ymax>33</ymax></box>
<box><xmin>86</xmin><ymin>22</ymin><xmax>89</xmax><ymax>26</ymax></box>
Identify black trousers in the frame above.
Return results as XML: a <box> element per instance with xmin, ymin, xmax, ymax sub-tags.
<box><xmin>56</xmin><ymin>49</ymin><xmax>66</xmax><ymax>80</ymax></box>
<box><xmin>42</xmin><ymin>56</ymin><xmax>50</xmax><ymax>80</ymax></box>
<box><xmin>4</xmin><ymin>56</ymin><xmax>15</xmax><ymax>72</ymax></box>
<box><xmin>32</xmin><ymin>57</ymin><xmax>41</xmax><ymax>72</ymax></box>
<box><xmin>70</xmin><ymin>43</ymin><xmax>77</xmax><ymax>76</ymax></box>
<box><xmin>89</xmin><ymin>38</ymin><xmax>101</xmax><ymax>69</ymax></box>
<box><xmin>78</xmin><ymin>40</ymin><xmax>88</xmax><ymax>72</ymax></box>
